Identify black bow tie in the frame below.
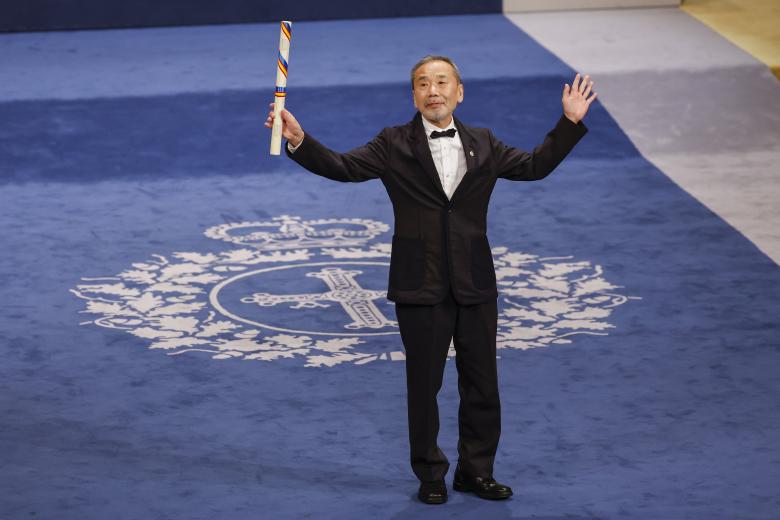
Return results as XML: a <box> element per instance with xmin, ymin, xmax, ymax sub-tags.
<box><xmin>430</xmin><ymin>128</ymin><xmax>457</xmax><ymax>139</ymax></box>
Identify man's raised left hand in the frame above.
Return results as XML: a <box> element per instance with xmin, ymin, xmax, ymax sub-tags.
<box><xmin>562</xmin><ymin>73</ymin><xmax>597</xmax><ymax>124</ymax></box>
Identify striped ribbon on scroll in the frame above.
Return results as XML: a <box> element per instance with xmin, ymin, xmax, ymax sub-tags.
<box><xmin>270</xmin><ymin>21</ymin><xmax>292</xmax><ymax>155</ymax></box>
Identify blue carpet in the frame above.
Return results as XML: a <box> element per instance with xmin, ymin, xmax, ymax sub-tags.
<box><xmin>1</xmin><ymin>14</ymin><xmax>779</xmax><ymax>520</ymax></box>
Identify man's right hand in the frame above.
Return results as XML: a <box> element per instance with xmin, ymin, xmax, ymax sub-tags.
<box><xmin>265</xmin><ymin>102</ymin><xmax>305</xmax><ymax>148</ymax></box>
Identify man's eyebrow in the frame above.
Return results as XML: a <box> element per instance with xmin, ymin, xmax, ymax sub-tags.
<box><xmin>415</xmin><ymin>73</ymin><xmax>449</xmax><ymax>81</ymax></box>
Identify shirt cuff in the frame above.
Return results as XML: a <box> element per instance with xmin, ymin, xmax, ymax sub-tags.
<box><xmin>287</xmin><ymin>136</ymin><xmax>304</xmax><ymax>153</ymax></box>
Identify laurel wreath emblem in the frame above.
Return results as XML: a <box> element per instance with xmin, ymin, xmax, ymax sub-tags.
<box><xmin>71</xmin><ymin>216</ymin><xmax>638</xmax><ymax>367</ymax></box>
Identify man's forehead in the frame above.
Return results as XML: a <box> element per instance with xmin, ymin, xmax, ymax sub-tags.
<box><xmin>415</xmin><ymin>63</ymin><xmax>456</xmax><ymax>79</ymax></box>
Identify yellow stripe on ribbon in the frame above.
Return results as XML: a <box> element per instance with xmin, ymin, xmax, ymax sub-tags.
<box><xmin>281</xmin><ymin>22</ymin><xmax>292</xmax><ymax>41</ymax></box>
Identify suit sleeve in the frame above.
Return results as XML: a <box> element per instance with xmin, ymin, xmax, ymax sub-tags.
<box><xmin>492</xmin><ymin>114</ymin><xmax>588</xmax><ymax>181</ymax></box>
<box><xmin>284</xmin><ymin>129</ymin><xmax>387</xmax><ymax>183</ymax></box>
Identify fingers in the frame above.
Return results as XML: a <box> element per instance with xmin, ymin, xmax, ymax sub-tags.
<box><xmin>267</xmin><ymin>102</ymin><xmax>296</xmax><ymax>119</ymax></box>
<box><xmin>586</xmin><ymin>91</ymin><xmax>598</xmax><ymax>104</ymax></box>
<box><xmin>264</xmin><ymin>101</ymin><xmax>301</xmax><ymax>137</ymax></box>
<box><xmin>279</xmin><ymin>109</ymin><xmax>291</xmax><ymax>126</ymax></box>
<box><xmin>569</xmin><ymin>73</ymin><xmax>596</xmax><ymax>102</ymax></box>
<box><xmin>265</xmin><ymin>101</ymin><xmax>276</xmax><ymax>128</ymax></box>
<box><xmin>579</xmin><ymin>74</ymin><xmax>590</xmax><ymax>94</ymax></box>
<box><xmin>280</xmin><ymin>108</ymin><xmax>301</xmax><ymax>131</ymax></box>
<box><xmin>264</xmin><ymin>102</ymin><xmax>294</xmax><ymax>128</ymax></box>
<box><xmin>582</xmin><ymin>78</ymin><xmax>593</xmax><ymax>97</ymax></box>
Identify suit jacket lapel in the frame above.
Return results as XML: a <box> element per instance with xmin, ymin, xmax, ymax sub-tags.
<box><xmin>409</xmin><ymin>112</ymin><xmax>449</xmax><ymax>202</ymax></box>
<box><xmin>453</xmin><ymin>115</ymin><xmax>478</xmax><ymax>173</ymax></box>
<box><xmin>450</xmin><ymin>115</ymin><xmax>479</xmax><ymax>202</ymax></box>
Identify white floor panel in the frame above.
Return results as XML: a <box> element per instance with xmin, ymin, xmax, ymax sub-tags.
<box><xmin>506</xmin><ymin>7</ymin><xmax>780</xmax><ymax>265</ymax></box>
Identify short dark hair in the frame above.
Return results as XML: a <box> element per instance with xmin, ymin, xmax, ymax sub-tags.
<box><xmin>410</xmin><ymin>55</ymin><xmax>462</xmax><ymax>89</ymax></box>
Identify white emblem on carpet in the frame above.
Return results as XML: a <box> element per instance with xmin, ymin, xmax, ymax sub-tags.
<box><xmin>71</xmin><ymin>215</ymin><xmax>639</xmax><ymax>367</ymax></box>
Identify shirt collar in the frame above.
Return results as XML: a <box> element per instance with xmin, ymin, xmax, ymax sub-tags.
<box><xmin>421</xmin><ymin>114</ymin><xmax>457</xmax><ymax>139</ymax></box>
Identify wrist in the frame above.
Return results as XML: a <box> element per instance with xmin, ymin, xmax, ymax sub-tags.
<box><xmin>563</xmin><ymin>113</ymin><xmax>579</xmax><ymax>125</ymax></box>
<box><xmin>289</xmin><ymin>131</ymin><xmax>304</xmax><ymax>148</ymax></box>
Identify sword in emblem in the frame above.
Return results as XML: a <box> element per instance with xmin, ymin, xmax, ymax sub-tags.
<box><xmin>240</xmin><ymin>266</ymin><xmax>396</xmax><ymax>330</ymax></box>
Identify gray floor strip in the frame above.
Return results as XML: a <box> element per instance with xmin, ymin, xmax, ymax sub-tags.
<box><xmin>507</xmin><ymin>7</ymin><xmax>780</xmax><ymax>265</ymax></box>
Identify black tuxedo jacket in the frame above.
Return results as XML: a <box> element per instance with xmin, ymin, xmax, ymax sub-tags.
<box><xmin>286</xmin><ymin>111</ymin><xmax>588</xmax><ymax>305</ymax></box>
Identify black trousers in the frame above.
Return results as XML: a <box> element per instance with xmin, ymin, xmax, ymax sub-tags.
<box><xmin>394</xmin><ymin>288</ymin><xmax>501</xmax><ymax>482</ymax></box>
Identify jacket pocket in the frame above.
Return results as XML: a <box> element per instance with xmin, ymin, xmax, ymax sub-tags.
<box><xmin>389</xmin><ymin>235</ymin><xmax>426</xmax><ymax>291</ymax></box>
<box><xmin>471</xmin><ymin>235</ymin><xmax>496</xmax><ymax>290</ymax></box>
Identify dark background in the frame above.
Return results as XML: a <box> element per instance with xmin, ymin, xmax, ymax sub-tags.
<box><xmin>0</xmin><ymin>0</ymin><xmax>501</xmax><ymax>32</ymax></box>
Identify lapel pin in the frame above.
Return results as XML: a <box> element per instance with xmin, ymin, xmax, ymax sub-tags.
<box><xmin>469</xmin><ymin>150</ymin><xmax>475</xmax><ymax>157</ymax></box>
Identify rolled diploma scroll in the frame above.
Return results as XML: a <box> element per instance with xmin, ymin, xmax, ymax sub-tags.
<box><xmin>270</xmin><ymin>20</ymin><xmax>292</xmax><ymax>155</ymax></box>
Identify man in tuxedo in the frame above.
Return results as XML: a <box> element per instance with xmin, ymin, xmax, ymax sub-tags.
<box><xmin>265</xmin><ymin>55</ymin><xmax>596</xmax><ymax>504</ymax></box>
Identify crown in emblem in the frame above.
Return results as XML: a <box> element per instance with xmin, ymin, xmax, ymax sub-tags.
<box><xmin>204</xmin><ymin>215</ymin><xmax>389</xmax><ymax>251</ymax></box>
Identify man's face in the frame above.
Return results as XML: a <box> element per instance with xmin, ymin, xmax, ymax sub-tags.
<box><xmin>412</xmin><ymin>60</ymin><xmax>464</xmax><ymax>128</ymax></box>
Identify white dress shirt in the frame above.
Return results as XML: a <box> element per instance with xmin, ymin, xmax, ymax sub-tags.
<box><xmin>420</xmin><ymin>116</ymin><xmax>468</xmax><ymax>200</ymax></box>
<box><xmin>288</xmin><ymin>115</ymin><xmax>468</xmax><ymax>200</ymax></box>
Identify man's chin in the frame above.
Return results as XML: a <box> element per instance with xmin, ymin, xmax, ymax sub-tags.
<box><xmin>423</xmin><ymin>110</ymin><xmax>450</xmax><ymax>123</ymax></box>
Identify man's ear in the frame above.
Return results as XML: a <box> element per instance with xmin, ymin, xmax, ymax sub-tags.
<box><xmin>457</xmin><ymin>83</ymin><xmax>464</xmax><ymax>103</ymax></box>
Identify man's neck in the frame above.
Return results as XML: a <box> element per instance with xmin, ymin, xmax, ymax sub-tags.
<box><xmin>422</xmin><ymin>114</ymin><xmax>454</xmax><ymax>129</ymax></box>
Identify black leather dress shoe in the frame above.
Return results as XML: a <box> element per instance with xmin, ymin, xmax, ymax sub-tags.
<box><xmin>452</xmin><ymin>468</ymin><xmax>513</xmax><ymax>500</ymax></box>
<box><xmin>418</xmin><ymin>479</ymin><xmax>448</xmax><ymax>504</ymax></box>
